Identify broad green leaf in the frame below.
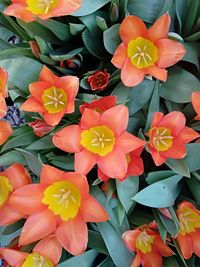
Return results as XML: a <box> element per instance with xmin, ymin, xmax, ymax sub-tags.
<box><xmin>146</xmin><ymin>170</ymin><xmax>175</xmax><ymax>184</ymax></box>
<box><xmin>73</xmin><ymin>0</ymin><xmax>111</xmax><ymax>16</ymax></box>
<box><xmin>187</xmin><ymin>176</ymin><xmax>200</xmax><ymax>205</ymax></box>
<box><xmin>152</xmin><ymin>209</ymin><xmax>167</xmax><ymax>242</ymax></box>
<box><xmin>157</xmin><ymin>209</ymin><xmax>179</xmax><ymax>237</ymax></box>
<box><xmin>163</xmin><ymin>256</ymin><xmax>180</xmax><ymax>267</ymax></box>
<box><xmin>50</xmin><ymin>47</ymin><xmax>84</xmax><ymax>61</ymax></box>
<box><xmin>183</xmin><ymin>42</ymin><xmax>200</xmax><ymax>69</ymax></box>
<box><xmin>132</xmin><ymin>175</ymin><xmax>183</xmax><ymax>208</ymax></box>
<box><xmin>88</xmin><ymin>230</ymin><xmax>108</xmax><ymax>254</ymax></box>
<box><xmin>184</xmin><ymin>144</ymin><xmax>200</xmax><ymax>172</ymax></box>
<box><xmin>0</xmin><ymin>150</ymin><xmax>26</xmax><ymax>166</ymax></box>
<box><xmin>103</xmin><ymin>24</ymin><xmax>120</xmax><ymax>54</ymax></box>
<box><xmin>97</xmin><ymin>256</ymin><xmax>115</xmax><ymax>267</ymax></box>
<box><xmin>182</xmin><ymin>0</ymin><xmax>199</xmax><ymax>36</ymax></box>
<box><xmin>111</xmin><ymin>82</ymin><xmax>130</xmax><ymax>103</ymax></box>
<box><xmin>26</xmin><ymin>135</ymin><xmax>54</xmax><ymax>150</ymax></box>
<box><xmin>2</xmin><ymin>220</ymin><xmax>24</xmax><ymax>235</ymax></box>
<box><xmin>166</xmin><ymin>158</ymin><xmax>190</xmax><ymax>178</ymax></box>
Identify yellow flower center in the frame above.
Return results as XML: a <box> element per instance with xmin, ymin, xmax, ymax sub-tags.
<box><xmin>179</xmin><ymin>207</ymin><xmax>200</xmax><ymax>236</ymax></box>
<box><xmin>81</xmin><ymin>125</ymin><xmax>115</xmax><ymax>156</ymax></box>
<box><xmin>149</xmin><ymin>127</ymin><xmax>174</xmax><ymax>152</ymax></box>
<box><xmin>22</xmin><ymin>252</ymin><xmax>54</xmax><ymax>267</ymax></box>
<box><xmin>127</xmin><ymin>37</ymin><xmax>158</xmax><ymax>69</ymax></box>
<box><xmin>136</xmin><ymin>230</ymin><xmax>155</xmax><ymax>254</ymax></box>
<box><xmin>0</xmin><ymin>176</ymin><xmax>12</xmax><ymax>208</ymax></box>
<box><xmin>26</xmin><ymin>0</ymin><xmax>57</xmax><ymax>15</ymax></box>
<box><xmin>42</xmin><ymin>181</ymin><xmax>81</xmax><ymax>221</ymax></box>
<box><xmin>42</xmin><ymin>87</ymin><xmax>67</xmax><ymax>114</ymax></box>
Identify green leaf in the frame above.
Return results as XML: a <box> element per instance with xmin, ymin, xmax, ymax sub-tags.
<box><xmin>57</xmin><ymin>250</ymin><xmax>98</xmax><ymax>267</ymax></box>
<box><xmin>116</xmin><ymin>176</ymin><xmax>139</xmax><ymax>213</ymax></box>
<box><xmin>182</xmin><ymin>0</ymin><xmax>199</xmax><ymax>36</ymax></box>
<box><xmin>73</xmin><ymin>0</ymin><xmax>111</xmax><ymax>16</ymax></box>
<box><xmin>103</xmin><ymin>24</ymin><xmax>120</xmax><ymax>55</ymax></box>
<box><xmin>183</xmin><ymin>42</ymin><xmax>200</xmax><ymax>69</ymax></box>
<box><xmin>50</xmin><ymin>47</ymin><xmax>84</xmax><ymax>61</ymax></box>
<box><xmin>0</xmin><ymin>150</ymin><xmax>26</xmax><ymax>166</ymax></box>
<box><xmin>96</xmin><ymin>257</ymin><xmax>115</xmax><ymax>267</ymax></box>
<box><xmin>163</xmin><ymin>256</ymin><xmax>180</xmax><ymax>267</ymax></box>
<box><xmin>187</xmin><ymin>176</ymin><xmax>200</xmax><ymax>205</ymax></box>
<box><xmin>184</xmin><ymin>144</ymin><xmax>200</xmax><ymax>172</ymax></box>
<box><xmin>152</xmin><ymin>209</ymin><xmax>167</xmax><ymax>242</ymax></box>
<box><xmin>132</xmin><ymin>175</ymin><xmax>183</xmax><ymax>208</ymax></box>
<box><xmin>26</xmin><ymin>135</ymin><xmax>54</xmax><ymax>150</ymax></box>
<box><xmin>111</xmin><ymin>82</ymin><xmax>130</xmax><ymax>103</ymax></box>
<box><xmin>166</xmin><ymin>158</ymin><xmax>190</xmax><ymax>178</ymax></box>
<box><xmin>2</xmin><ymin>220</ymin><xmax>24</xmax><ymax>235</ymax></box>
<box><xmin>88</xmin><ymin>230</ymin><xmax>108</xmax><ymax>254</ymax></box>
<box><xmin>157</xmin><ymin>209</ymin><xmax>179</xmax><ymax>237</ymax></box>
<box><xmin>160</xmin><ymin>66</ymin><xmax>200</xmax><ymax>103</ymax></box>
<box><xmin>146</xmin><ymin>170</ymin><xmax>175</xmax><ymax>184</ymax></box>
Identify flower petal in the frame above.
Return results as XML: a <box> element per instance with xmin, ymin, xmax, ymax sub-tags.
<box><xmin>156</xmin><ymin>39</ymin><xmax>186</xmax><ymax>68</ymax></box>
<box><xmin>177</xmin><ymin>234</ymin><xmax>193</xmax><ymax>259</ymax></box>
<box><xmin>40</xmin><ymin>164</ymin><xmax>65</xmax><ymax>186</ymax></box>
<box><xmin>0</xmin><ymin>202</ymin><xmax>23</xmax><ymax>226</ymax></box>
<box><xmin>121</xmin><ymin>58</ymin><xmax>145</xmax><ymax>87</ymax></box>
<box><xmin>0</xmin><ymin>248</ymin><xmax>27</xmax><ymax>266</ymax></box>
<box><xmin>29</xmin><ymin>81</ymin><xmax>50</xmax><ymax>102</ymax></box>
<box><xmin>53</xmin><ymin>125</ymin><xmax>82</xmax><ymax>153</ymax></box>
<box><xmin>39</xmin><ymin>66</ymin><xmax>58</xmax><ymax>84</ymax></box>
<box><xmin>43</xmin><ymin>111</ymin><xmax>64</xmax><ymax>126</ymax></box>
<box><xmin>98</xmin><ymin>148</ymin><xmax>128</xmax><ymax>179</ymax></box>
<box><xmin>161</xmin><ymin>138</ymin><xmax>186</xmax><ymax>159</ymax></box>
<box><xmin>63</xmin><ymin>172</ymin><xmax>89</xmax><ymax>197</ymax></box>
<box><xmin>3</xmin><ymin>4</ymin><xmax>35</xmax><ymax>22</ymax></box>
<box><xmin>21</xmin><ymin>97</ymin><xmax>45</xmax><ymax>113</ymax></box>
<box><xmin>19</xmin><ymin>209</ymin><xmax>57</xmax><ymax>246</ymax></box>
<box><xmin>192</xmin><ymin>92</ymin><xmax>200</xmax><ymax>117</ymax></box>
<box><xmin>148</xmin><ymin>145</ymin><xmax>167</xmax><ymax>166</ymax></box>
<box><xmin>56</xmin><ymin>213</ymin><xmax>88</xmax><ymax>255</ymax></box>
<box><xmin>0</xmin><ymin>96</ymin><xmax>7</xmax><ymax>118</ymax></box>
<box><xmin>100</xmin><ymin>105</ymin><xmax>129</xmax><ymax>137</ymax></box>
<box><xmin>111</xmin><ymin>43</ymin><xmax>127</xmax><ymax>69</ymax></box>
<box><xmin>127</xmin><ymin>155</ymin><xmax>144</xmax><ymax>176</ymax></box>
<box><xmin>147</xmin><ymin>65</ymin><xmax>167</xmax><ymax>82</ymax></box>
<box><xmin>80</xmin><ymin>108</ymin><xmax>101</xmax><ymax>129</ymax></box>
<box><xmin>80</xmin><ymin>195</ymin><xmax>109</xmax><ymax>222</ymax></box>
<box><xmin>33</xmin><ymin>235</ymin><xmax>62</xmax><ymax>265</ymax></box>
<box><xmin>142</xmin><ymin>250</ymin><xmax>162</xmax><ymax>267</ymax></box>
<box><xmin>150</xmin><ymin>112</ymin><xmax>164</xmax><ymax>128</ymax></box>
<box><xmin>153</xmin><ymin>236</ymin><xmax>174</xmax><ymax>256</ymax></box>
<box><xmin>0</xmin><ymin>121</ymin><xmax>12</xmax><ymax>145</ymax></box>
<box><xmin>148</xmin><ymin>13</ymin><xmax>171</xmax><ymax>42</ymax></box>
<box><xmin>10</xmin><ymin>184</ymin><xmax>45</xmax><ymax>215</ymax></box>
<box><xmin>74</xmin><ymin>149</ymin><xmax>96</xmax><ymax>175</ymax></box>
<box><xmin>55</xmin><ymin>76</ymin><xmax>79</xmax><ymax>101</ymax></box>
<box><xmin>179</xmin><ymin>127</ymin><xmax>199</xmax><ymax>143</ymax></box>
<box><xmin>122</xmin><ymin>229</ymin><xmax>141</xmax><ymax>252</ymax></box>
<box><xmin>191</xmin><ymin>230</ymin><xmax>200</xmax><ymax>257</ymax></box>
<box><xmin>119</xmin><ymin>16</ymin><xmax>147</xmax><ymax>44</ymax></box>
<box><xmin>131</xmin><ymin>253</ymin><xmax>141</xmax><ymax>267</ymax></box>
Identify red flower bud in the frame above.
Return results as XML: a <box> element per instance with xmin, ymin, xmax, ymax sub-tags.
<box><xmin>29</xmin><ymin>41</ymin><xmax>40</xmax><ymax>58</ymax></box>
<box><xmin>28</xmin><ymin>120</ymin><xmax>54</xmax><ymax>137</ymax></box>
<box><xmin>88</xmin><ymin>70</ymin><xmax>110</xmax><ymax>91</ymax></box>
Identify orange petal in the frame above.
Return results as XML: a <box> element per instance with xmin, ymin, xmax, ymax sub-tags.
<box><xmin>63</xmin><ymin>172</ymin><xmax>89</xmax><ymax>197</ymax></box>
<box><xmin>191</xmin><ymin>230</ymin><xmax>200</xmax><ymax>257</ymax></box>
<box><xmin>52</xmin><ymin>125</ymin><xmax>82</xmax><ymax>153</ymax></box>
<box><xmin>121</xmin><ymin>59</ymin><xmax>145</xmax><ymax>87</ymax></box>
<box><xmin>98</xmin><ymin>148</ymin><xmax>128</xmax><ymax>179</ymax></box>
<box><xmin>119</xmin><ymin>16</ymin><xmax>147</xmax><ymax>44</ymax></box>
<box><xmin>177</xmin><ymin>234</ymin><xmax>193</xmax><ymax>259</ymax></box>
<box><xmin>4</xmin><ymin>163</ymin><xmax>31</xmax><ymax>190</ymax></box>
<box><xmin>142</xmin><ymin>250</ymin><xmax>162</xmax><ymax>267</ymax></box>
<box><xmin>3</xmin><ymin>3</ymin><xmax>35</xmax><ymax>22</ymax></box>
<box><xmin>56</xmin><ymin>213</ymin><xmax>88</xmax><ymax>256</ymax></box>
<box><xmin>39</xmin><ymin>65</ymin><xmax>58</xmax><ymax>84</ymax></box>
<box><xmin>154</xmin><ymin>236</ymin><xmax>174</xmax><ymax>256</ymax></box>
<box><xmin>100</xmin><ymin>105</ymin><xmax>128</xmax><ymax>137</ymax></box>
<box><xmin>80</xmin><ymin>195</ymin><xmax>109</xmax><ymax>222</ymax></box>
<box><xmin>19</xmin><ymin>209</ymin><xmax>57</xmax><ymax>246</ymax></box>
<box><xmin>98</xmin><ymin>168</ymin><xmax>110</xmax><ymax>181</ymax></box>
<box><xmin>0</xmin><ymin>202</ymin><xmax>24</xmax><ymax>226</ymax></box>
<box><xmin>148</xmin><ymin>13</ymin><xmax>171</xmax><ymax>42</ymax></box>
<box><xmin>191</xmin><ymin>92</ymin><xmax>200</xmax><ymax>117</ymax></box>
<box><xmin>21</xmin><ymin>97</ymin><xmax>45</xmax><ymax>113</ymax></box>
<box><xmin>122</xmin><ymin>229</ymin><xmax>141</xmax><ymax>252</ymax></box>
<box><xmin>0</xmin><ymin>67</ymin><xmax>8</xmax><ymax>96</ymax></box>
<box><xmin>43</xmin><ymin>111</ymin><xmax>64</xmax><ymax>126</ymax></box>
<box><xmin>40</xmin><ymin>164</ymin><xmax>65</xmax><ymax>186</ymax></box>
<box><xmin>111</xmin><ymin>43</ymin><xmax>127</xmax><ymax>69</ymax></box>
<box><xmin>0</xmin><ymin>97</ymin><xmax>7</xmax><ymax>118</ymax></box>
<box><xmin>131</xmin><ymin>253</ymin><xmax>141</xmax><ymax>267</ymax></box>
<box><xmin>80</xmin><ymin>108</ymin><xmax>101</xmax><ymax>129</ymax></box>
<box><xmin>161</xmin><ymin>138</ymin><xmax>186</xmax><ymax>159</ymax></box>
<box><xmin>148</xmin><ymin>145</ymin><xmax>167</xmax><ymax>166</ymax></box>
<box><xmin>156</xmin><ymin>39</ymin><xmax>186</xmax><ymax>68</ymax></box>
<box><xmin>0</xmin><ymin>248</ymin><xmax>27</xmax><ymax>266</ymax></box>
<box><xmin>147</xmin><ymin>65</ymin><xmax>167</xmax><ymax>82</ymax></box>
<box><xmin>150</xmin><ymin>112</ymin><xmax>164</xmax><ymax>128</ymax></box>
<box><xmin>10</xmin><ymin>184</ymin><xmax>46</xmax><ymax>215</ymax></box>
<box><xmin>33</xmin><ymin>235</ymin><xmax>62</xmax><ymax>265</ymax></box>
<box><xmin>127</xmin><ymin>154</ymin><xmax>144</xmax><ymax>176</ymax></box>
<box><xmin>0</xmin><ymin>121</ymin><xmax>12</xmax><ymax>145</ymax></box>
<box><xmin>74</xmin><ymin>149</ymin><xmax>96</xmax><ymax>175</ymax></box>
<box><xmin>116</xmin><ymin>131</ymin><xmax>146</xmax><ymax>153</ymax></box>
<box><xmin>55</xmin><ymin>76</ymin><xmax>79</xmax><ymax>101</ymax></box>
<box><xmin>157</xmin><ymin>111</ymin><xmax>186</xmax><ymax>136</ymax></box>
<box><xmin>29</xmin><ymin>81</ymin><xmax>50</xmax><ymax>102</ymax></box>
<box><xmin>179</xmin><ymin>127</ymin><xmax>199</xmax><ymax>144</ymax></box>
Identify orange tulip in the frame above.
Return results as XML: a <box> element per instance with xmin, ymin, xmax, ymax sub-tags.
<box><xmin>191</xmin><ymin>92</ymin><xmax>200</xmax><ymax>120</ymax></box>
<box><xmin>112</xmin><ymin>14</ymin><xmax>186</xmax><ymax>87</ymax></box>
<box><xmin>0</xmin><ymin>235</ymin><xmax>62</xmax><ymax>266</ymax></box>
<box><xmin>9</xmin><ymin>165</ymin><xmax>109</xmax><ymax>255</ymax></box>
<box><xmin>0</xmin><ymin>121</ymin><xmax>13</xmax><ymax>145</ymax></box>
<box><xmin>0</xmin><ymin>163</ymin><xmax>31</xmax><ymax>226</ymax></box>
<box><xmin>176</xmin><ymin>201</ymin><xmax>200</xmax><ymax>259</ymax></box>
<box><xmin>4</xmin><ymin>0</ymin><xmax>82</xmax><ymax>22</ymax></box>
<box><xmin>146</xmin><ymin>111</ymin><xmax>199</xmax><ymax>166</ymax></box>
<box><xmin>0</xmin><ymin>67</ymin><xmax>8</xmax><ymax>118</ymax></box>
<box><xmin>79</xmin><ymin>95</ymin><xmax>117</xmax><ymax>114</ymax></box>
<box><xmin>123</xmin><ymin>222</ymin><xmax>174</xmax><ymax>267</ymax></box>
<box><xmin>53</xmin><ymin>105</ymin><xmax>146</xmax><ymax>179</ymax></box>
<box><xmin>21</xmin><ymin>66</ymin><xmax>79</xmax><ymax>126</ymax></box>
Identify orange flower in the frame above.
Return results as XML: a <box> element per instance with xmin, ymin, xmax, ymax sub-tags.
<box><xmin>0</xmin><ymin>67</ymin><xmax>8</xmax><ymax>118</ymax></box>
<box><xmin>0</xmin><ymin>121</ymin><xmax>13</xmax><ymax>145</ymax></box>
<box><xmin>21</xmin><ymin>66</ymin><xmax>79</xmax><ymax>126</ymax></box>
<box><xmin>146</xmin><ymin>111</ymin><xmax>199</xmax><ymax>166</ymax></box>
<box><xmin>79</xmin><ymin>95</ymin><xmax>117</xmax><ymax>114</ymax></box>
<box><xmin>28</xmin><ymin>119</ymin><xmax>54</xmax><ymax>137</ymax></box>
<box><xmin>98</xmin><ymin>146</ymin><xmax>144</xmax><ymax>181</ymax></box>
<box><xmin>0</xmin><ymin>235</ymin><xmax>62</xmax><ymax>266</ymax></box>
<box><xmin>123</xmin><ymin>222</ymin><xmax>174</xmax><ymax>267</ymax></box>
<box><xmin>176</xmin><ymin>201</ymin><xmax>200</xmax><ymax>259</ymax></box>
<box><xmin>112</xmin><ymin>14</ymin><xmax>186</xmax><ymax>87</ymax></box>
<box><xmin>0</xmin><ymin>163</ymin><xmax>31</xmax><ymax>226</ymax></box>
<box><xmin>4</xmin><ymin>0</ymin><xmax>82</xmax><ymax>23</ymax></box>
<box><xmin>191</xmin><ymin>92</ymin><xmax>200</xmax><ymax>120</ymax></box>
<box><xmin>9</xmin><ymin>165</ymin><xmax>109</xmax><ymax>255</ymax></box>
<box><xmin>53</xmin><ymin>105</ymin><xmax>146</xmax><ymax>179</ymax></box>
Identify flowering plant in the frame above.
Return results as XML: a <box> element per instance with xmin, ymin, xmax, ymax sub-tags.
<box><xmin>0</xmin><ymin>1</ymin><xmax>200</xmax><ymax>267</ymax></box>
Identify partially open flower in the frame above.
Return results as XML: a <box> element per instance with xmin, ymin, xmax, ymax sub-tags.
<box><xmin>88</xmin><ymin>70</ymin><xmax>110</xmax><ymax>91</ymax></box>
<box><xmin>21</xmin><ymin>66</ymin><xmax>79</xmax><ymax>126</ymax></box>
<box><xmin>28</xmin><ymin>119</ymin><xmax>54</xmax><ymax>137</ymax></box>
<box><xmin>29</xmin><ymin>41</ymin><xmax>41</xmax><ymax>58</ymax></box>
<box><xmin>4</xmin><ymin>0</ymin><xmax>82</xmax><ymax>22</ymax></box>
<box><xmin>0</xmin><ymin>121</ymin><xmax>13</xmax><ymax>145</ymax></box>
<box><xmin>112</xmin><ymin>14</ymin><xmax>186</xmax><ymax>87</ymax></box>
<box><xmin>0</xmin><ymin>67</ymin><xmax>8</xmax><ymax>118</ymax></box>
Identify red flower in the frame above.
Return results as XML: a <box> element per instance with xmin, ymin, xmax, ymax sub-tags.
<box><xmin>0</xmin><ymin>67</ymin><xmax>8</xmax><ymax>118</ymax></box>
<box><xmin>29</xmin><ymin>41</ymin><xmax>40</xmax><ymax>58</ymax></box>
<box><xmin>28</xmin><ymin>120</ymin><xmax>54</xmax><ymax>137</ymax></box>
<box><xmin>123</xmin><ymin>222</ymin><xmax>174</xmax><ymax>267</ymax></box>
<box><xmin>88</xmin><ymin>70</ymin><xmax>110</xmax><ymax>91</ymax></box>
<box><xmin>146</xmin><ymin>111</ymin><xmax>199</xmax><ymax>166</ymax></box>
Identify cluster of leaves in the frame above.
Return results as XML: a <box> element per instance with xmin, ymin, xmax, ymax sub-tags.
<box><xmin>0</xmin><ymin>0</ymin><xmax>200</xmax><ymax>266</ymax></box>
